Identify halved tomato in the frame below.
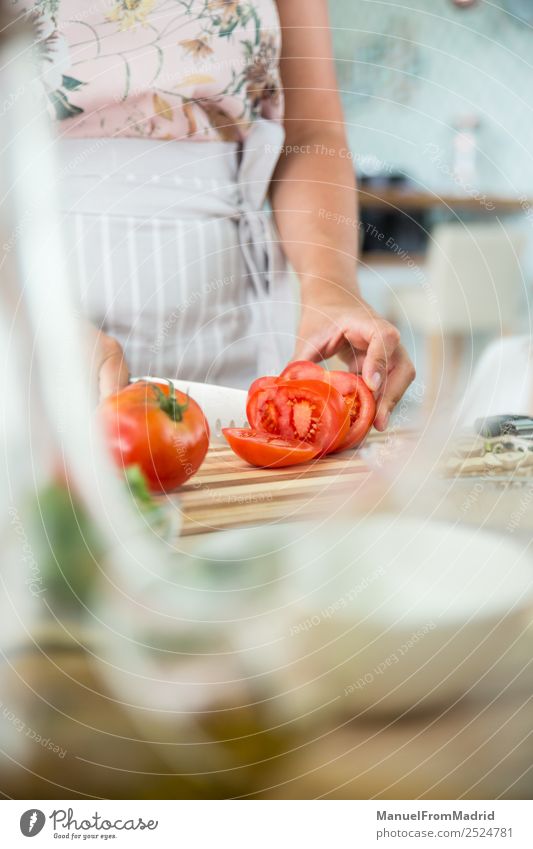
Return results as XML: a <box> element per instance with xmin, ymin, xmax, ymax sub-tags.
<box><xmin>246</xmin><ymin>379</ymin><xmax>349</xmax><ymax>455</ymax></box>
<box><xmin>223</xmin><ymin>428</ymin><xmax>317</xmax><ymax>468</ymax></box>
<box><xmin>274</xmin><ymin>361</ymin><xmax>376</xmax><ymax>453</ymax></box>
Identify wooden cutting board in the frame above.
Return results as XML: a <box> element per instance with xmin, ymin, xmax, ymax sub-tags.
<box><xmin>172</xmin><ymin>439</ymin><xmax>378</xmax><ymax>536</ymax></box>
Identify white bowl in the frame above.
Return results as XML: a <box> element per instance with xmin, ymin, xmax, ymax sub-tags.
<box><xmin>276</xmin><ymin>516</ymin><xmax>533</xmax><ymax>716</ymax></box>
<box><xmin>179</xmin><ymin>518</ymin><xmax>533</xmax><ymax>718</ymax></box>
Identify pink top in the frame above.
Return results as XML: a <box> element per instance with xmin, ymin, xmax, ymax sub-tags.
<box><xmin>21</xmin><ymin>0</ymin><xmax>283</xmax><ymax>141</ymax></box>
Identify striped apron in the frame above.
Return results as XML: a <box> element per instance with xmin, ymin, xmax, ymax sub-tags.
<box><xmin>56</xmin><ymin>119</ymin><xmax>297</xmax><ymax>388</ymax></box>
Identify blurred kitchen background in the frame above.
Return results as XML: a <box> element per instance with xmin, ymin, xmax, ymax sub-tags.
<box><xmin>329</xmin><ymin>0</ymin><xmax>533</xmax><ymax>418</ymax></box>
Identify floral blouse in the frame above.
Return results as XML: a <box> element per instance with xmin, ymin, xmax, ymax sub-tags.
<box><xmin>19</xmin><ymin>0</ymin><xmax>283</xmax><ymax>141</ymax></box>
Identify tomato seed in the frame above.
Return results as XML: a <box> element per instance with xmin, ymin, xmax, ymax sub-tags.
<box><xmin>290</xmin><ymin>400</ymin><xmax>318</xmax><ymax>441</ymax></box>
<box><xmin>260</xmin><ymin>400</ymin><xmax>279</xmax><ymax>433</ymax></box>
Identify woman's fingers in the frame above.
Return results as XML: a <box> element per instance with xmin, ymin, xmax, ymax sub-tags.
<box><xmin>374</xmin><ymin>346</ymin><xmax>416</xmax><ymax>431</ymax></box>
<box><xmin>294</xmin><ymin>316</ymin><xmax>345</xmax><ymax>362</ymax></box>
<box><xmin>83</xmin><ymin>323</ymin><xmax>129</xmax><ymax>400</ymax></box>
<box><xmin>293</xmin><ymin>305</ymin><xmax>415</xmax><ymax>430</ymax></box>
<box><xmin>350</xmin><ymin>319</ymin><xmax>401</xmax><ymax>393</ymax></box>
<box><xmin>98</xmin><ymin>335</ymin><xmax>129</xmax><ymax>399</ymax></box>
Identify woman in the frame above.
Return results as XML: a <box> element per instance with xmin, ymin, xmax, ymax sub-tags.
<box><xmin>27</xmin><ymin>0</ymin><xmax>414</xmax><ymax>431</ymax></box>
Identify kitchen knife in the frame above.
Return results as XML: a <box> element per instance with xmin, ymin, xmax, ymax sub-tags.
<box><xmin>474</xmin><ymin>414</ymin><xmax>533</xmax><ymax>438</ymax></box>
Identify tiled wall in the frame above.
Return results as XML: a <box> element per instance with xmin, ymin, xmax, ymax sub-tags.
<box><xmin>329</xmin><ymin>0</ymin><xmax>533</xmax><ymax>195</ymax></box>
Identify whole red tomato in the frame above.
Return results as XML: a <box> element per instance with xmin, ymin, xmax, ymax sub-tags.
<box><xmin>100</xmin><ymin>380</ymin><xmax>209</xmax><ymax>493</ymax></box>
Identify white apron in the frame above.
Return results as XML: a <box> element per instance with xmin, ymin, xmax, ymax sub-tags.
<box><xmin>55</xmin><ymin>120</ymin><xmax>297</xmax><ymax>388</ymax></box>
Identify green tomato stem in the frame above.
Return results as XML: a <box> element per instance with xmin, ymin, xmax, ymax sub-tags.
<box><xmin>151</xmin><ymin>380</ymin><xmax>189</xmax><ymax>423</ymax></box>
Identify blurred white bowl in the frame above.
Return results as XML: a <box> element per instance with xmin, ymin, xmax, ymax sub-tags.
<box><xmin>198</xmin><ymin>517</ymin><xmax>533</xmax><ymax>717</ymax></box>
<box><xmin>280</xmin><ymin>516</ymin><xmax>533</xmax><ymax>715</ymax></box>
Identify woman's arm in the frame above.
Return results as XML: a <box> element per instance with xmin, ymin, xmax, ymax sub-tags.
<box><xmin>272</xmin><ymin>0</ymin><xmax>415</xmax><ymax>430</ymax></box>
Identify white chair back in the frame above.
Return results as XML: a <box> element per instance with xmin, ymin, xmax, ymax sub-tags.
<box><xmin>409</xmin><ymin>221</ymin><xmax>526</xmax><ymax>333</ymax></box>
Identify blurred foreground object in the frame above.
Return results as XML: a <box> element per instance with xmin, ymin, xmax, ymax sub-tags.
<box><xmin>0</xmin><ymin>5</ymin><xmax>288</xmax><ymax>798</ymax></box>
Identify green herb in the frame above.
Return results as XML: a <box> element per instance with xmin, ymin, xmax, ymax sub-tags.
<box><xmin>124</xmin><ymin>465</ymin><xmax>180</xmax><ymax>540</ymax></box>
<box><xmin>28</xmin><ymin>482</ymin><xmax>103</xmax><ymax>610</ymax></box>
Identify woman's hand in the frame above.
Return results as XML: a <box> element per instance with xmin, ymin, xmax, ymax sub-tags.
<box><xmin>295</xmin><ymin>283</ymin><xmax>415</xmax><ymax>431</ymax></box>
<box><xmin>84</xmin><ymin>324</ymin><xmax>129</xmax><ymax>400</ymax></box>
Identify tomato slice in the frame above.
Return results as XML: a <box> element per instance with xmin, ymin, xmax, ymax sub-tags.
<box><xmin>246</xmin><ymin>379</ymin><xmax>349</xmax><ymax>455</ymax></box>
<box><xmin>327</xmin><ymin>371</ymin><xmax>376</xmax><ymax>451</ymax></box>
<box><xmin>223</xmin><ymin>428</ymin><xmax>317</xmax><ymax>468</ymax></box>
